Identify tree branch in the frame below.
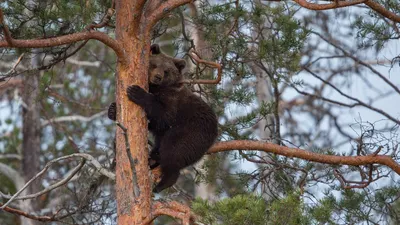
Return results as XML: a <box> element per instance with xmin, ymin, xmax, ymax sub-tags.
<box><xmin>208</xmin><ymin>141</ymin><xmax>400</xmax><ymax>175</ymax></box>
<box><xmin>0</xmin><ymin>9</ymin><xmax>125</xmax><ymax>61</ymax></box>
<box><xmin>364</xmin><ymin>0</ymin><xmax>400</xmax><ymax>23</ymax></box>
<box><xmin>333</xmin><ymin>165</ymin><xmax>379</xmax><ymax>189</ymax></box>
<box><xmin>0</xmin><ymin>53</ymin><xmax>25</xmax><ymax>80</ymax></box>
<box><xmin>147</xmin><ymin>0</ymin><xmax>193</xmax><ymax>31</ymax></box>
<box><xmin>65</xmin><ymin>58</ymin><xmax>101</xmax><ymax>67</ymax></box>
<box><xmin>86</xmin><ymin>8</ymin><xmax>115</xmax><ymax>30</ymax></box>
<box><xmin>0</xmin><ymin>154</ymin><xmax>22</xmax><ymax>160</ymax></box>
<box><xmin>0</xmin><ymin>203</ymin><xmax>54</xmax><ymax>222</ymax></box>
<box><xmin>0</xmin><ymin>153</ymin><xmax>115</xmax><ymax>209</ymax></box>
<box><xmin>116</xmin><ymin>122</ymin><xmax>140</xmax><ymax>197</ymax></box>
<box><xmin>41</xmin><ymin>110</ymin><xmax>107</xmax><ymax>127</ymax></box>
<box><xmin>282</xmin><ymin>0</ymin><xmax>400</xmax><ymax>23</ymax></box>
<box><xmin>143</xmin><ymin>201</ymin><xmax>193</xmax><ymax>225</ymax></box>
<box><xmin>303</xmin><ymin>67</ymin><xmax>400</xmax><ymax>125</ymax></box>
<box><xmin>0</xmin><ymin>159</ymin><xmax>85</xmax><ymax>203</ymax></box>
<box><xmin>291</xmin><ymin>0</ymin><xmax>367</xmax><ymax>10</ymax></box>
<box><xmin>182</xmin><ymin>50</ymin><xmax>222</xmax><ymax>85</ymax></box>
<box><xmin>312</xmin><ymin>31</ymin><xmax>400</xmax><ymax>96</ymax></box>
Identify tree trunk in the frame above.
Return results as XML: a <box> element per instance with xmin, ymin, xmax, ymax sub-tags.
<box><xmin>20</xmin><ymin>1</ymin><xmax>46</xmax><ymax>224</ymax></box>
<box><xmin>188</xmin><ymin>3</ymin><xmax>217</xmax><ymax>200</ymax></box>
<box><xmin>21</xmin><ymin>55</ymin><xmax>41</xmax><ymax>225</ymax></box>
<box><xmin>114</xmin><ymin>0</ymin><xmax>152</xmax><ymax>224</ymax></box>
<box><xmin>251</xmin><ymin>0</ymin><xmax>277</xmax><ymax>199</ymax></box>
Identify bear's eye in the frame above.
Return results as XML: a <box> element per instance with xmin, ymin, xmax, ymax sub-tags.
<box><xmin>150</xmin><ymin>64</ymin><xmax>156</xmax><ymax>69</ymax></box>
<box><xmin>164</xmin><ymin>70</ymin><xmax>169</xmax><ymax>77</ymax></box>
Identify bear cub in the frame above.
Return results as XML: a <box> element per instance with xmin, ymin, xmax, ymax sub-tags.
<box><xmin>108</xmin><ymin>44</ymin><xmax>218</xmax><ymax>193</ymax></box>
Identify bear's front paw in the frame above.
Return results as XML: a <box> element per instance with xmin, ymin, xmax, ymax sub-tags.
<box><xmin>149</xmin><ymin>157</ymin><xmax>160</xmax><ymax>169</ymax></box>
<box><xmin>108</xmin><ymin>102</ymin><xmax>117</xmax><ymax>121</ymax></box>
<box><xmin>127</xmin><ymin>85</ymin><xmax>147</xmax><ymax>106</ymax></box>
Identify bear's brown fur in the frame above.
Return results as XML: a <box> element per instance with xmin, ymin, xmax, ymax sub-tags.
<box><xmin>108</xmin><ymin>44</ymin><xmax>218</xmax><ymax>193</ymax></box>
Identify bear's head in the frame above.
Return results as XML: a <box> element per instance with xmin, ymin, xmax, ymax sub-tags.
<box><xmin>148</xmin><ymin>44</ymin><xmax>186</xmax><ymax>87</ymax></box>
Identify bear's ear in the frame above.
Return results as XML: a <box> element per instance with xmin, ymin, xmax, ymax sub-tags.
<box><xmin>150</xmin><ymin>44</ymin><xmax>161</xmax><ymax>55</ymax></box>
<box><xmin>173</xmin><ymin>59</ymin><xmax>186</xmax><ymax>73</ymax></box>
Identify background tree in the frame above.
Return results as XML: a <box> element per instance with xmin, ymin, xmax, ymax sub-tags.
<box><xmin>0</xmin><ymin>0</ymin><xmax>399</xmax><ymax>224</ymax></box>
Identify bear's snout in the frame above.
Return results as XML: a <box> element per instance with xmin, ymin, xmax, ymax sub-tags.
<box><xmin>154</xmin><ymin>74</ymin><xmax>163</xmax><ymax>82</ymax></box>
<box><xmin>155</xmin><ymin>74</ymin><xmax>162</xmax><ymax>81</ymax></box>
<box><xmin>150</xmin><ymin>73</ymin><xmax>163</xmax><ymax>84</ymax></box>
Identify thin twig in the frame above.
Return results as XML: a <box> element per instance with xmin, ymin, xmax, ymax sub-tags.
<box><xmin>116</xmin><ymin>122</ymin><xmax>140</xmax><ymax>197</ymax></box>
<box><xmin>334</xmin><ymin>164</ymin><xmax>376</xmax><ymax>189</ymax></box>
<box><xmin>0</xmin><ymin>160</ymin><xmax>85</xmax><ymax>201</ymax></box>
<box><xmin>41</xmin><ymin>110</ymin><xmax>107</xmax><ymax>127</ymax></box>
<box><xmin>0</xmin><ymin>153</ymin><xmax>115</xmax><ymax>209</ymax></box>
<box><xmin>85</xmin><ymin>8</ymin><xmax>115</xmax><ymax>30</ymax></box>
<box><xmin>0</xmin><ymin>203</ymin><xmax>54</xmax><ymax>222</ymax></box>
<box><xmin>0</xmin><ymin>53</ymin><xmax>25</xmax><ymax>80</ymax></box>
<box><xmin>182</xmin><ymin>50</ymin><xmax>222</xmax><ymax>85</ymax></box>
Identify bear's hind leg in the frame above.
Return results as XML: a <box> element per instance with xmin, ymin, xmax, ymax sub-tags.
<box><xmin>108</xmin><ymin>102</ymin><xmax>116</xmax><ymax>121</ymax></box>
<box><xmin>149</xmin><ymin>135</ymin><xmax>163</xmax><ymax>169</ymax></box>
<box><xmin>149</xmin><ymin>148</ymin><xmax>160</xmax><ymax>169</ymax></box>
<box><xmin>153</xmin><ymin>165</ymin><xmax>180</xmax><ymax>193</ymax></box>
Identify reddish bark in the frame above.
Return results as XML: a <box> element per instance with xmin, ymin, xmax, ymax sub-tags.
<box><xmin>183</xmin><ymin>50</ymin><xmax>222</xmax><ymax>85</ymax></box>
<box><xmin>292</xmin><ymin>0</ymin><xmax>366</xmax><ymax>10</ymax></box>
<box><xmin>289</xmin><ymin>0</ymin><xmax>400</xmax><ymax>23</ymax></box>
<box><xmin>143</xmin><ymin>201</ymin><xmax>193</xmax><ymax>225</ymax></box>
<box><xmin>114</xmin><ymin>0</ymin><xmax>151</xmax><ymax>223</ymax></box>
<box><xmin>113</xmin><ymin>0</ymin><xmax>198</xmax><ymax>223</ymax></box>
<box><xmin>364</xmin><ymin>1</ymin><xmax>400</xmax><ymax>23</ymax></box>
<box><xmin>208</xmin><ymin>141</ymin><xmax>400</xmax><ymax>175</ymax></box>
<box><xmin>0</xmin><ymin>10</ymin><xmax>124</xmax><ymax>59</ymax></box>
<box><xmin>0</xmin><ymin>31</ymin><xmax>124</xmax><ymax>59</ymax></box>
<box><xmin>0</xmin><ymin>203</ymin><xmax>53</xmax><ymax>222</ymax></box>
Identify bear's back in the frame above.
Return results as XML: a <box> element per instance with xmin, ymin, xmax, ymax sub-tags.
<box><xmin>149</xmin><ymin>86</ymin><xmax>218</xmax><ymax>140</ymax></box>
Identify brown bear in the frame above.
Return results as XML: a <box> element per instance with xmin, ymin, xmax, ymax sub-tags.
<box><xmin>108</xmin><ymin>44</ymin><xmax>218</xmax><ymax>193</ymax></box>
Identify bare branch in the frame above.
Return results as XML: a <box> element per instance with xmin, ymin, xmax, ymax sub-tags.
<box><xmin>0</xmin><ymin>203</ymin><xmax>54</xmax><ymax>222</ymax></box>
<box><xmin>265</xmin><ymin>0</ymin><xmax>400</xmax><ymax>23</ymax></box>
<box><xmin>86</xmin><ymin>8</ymin><xmax>115</xmax><ymax>30</ymax></box>
<box><xmin>291</xmin><ymin>0</ymin><xmax>367</xmax><ymax>10</ymax></box>
<box><xmin>66</xmin><ymin>153</ymin><xmax>116</xmax><ymax>180</ymax></box>
<box><xmin>0</xmin><ymin>54</ymin><xmax>25</xmax><ymax>80</ymax></box>
<box><xmin>147</xmin><ymin>0</ymin><xmax>193</xmax><ymax>31</ymax></box>
<box><xmin>208</xmin><ymin>141</ymin><xmax>400</xmax><ymax>175</ymax></box>
<box><xmin>0</xmin><ymin>9</ymin><xmax>125</xmax><ymax>61</ymax></box>
<box><xmin>239</xmin><ymin>151</ymin><xmax>308</xmax><ymax>192</ymax></box>
<box><xmin>45</xmin><ymin>87</ymin><xmax>101</xmax><ymax>109</ymax></box>
<box><xmin>364</xmin><ymin>0</ymin><xmax>400</xmax><ymax>23</ymax></box>
<box><xmin>0</xmin><ymin>153</ymin><xmax>115</xmax><ymax>209</ymax></box>
<box><xmin>143</xmin><ymin>201</ymin><xmax>194</xmax><ymax>225</ymax></box>
<box><xmin>333</xmin><ymin>164</ymin><xmax>378</xmax><ymax>189</ymax></box>
<box><xmin>41</xmin><ymin>110</ymin><xmax>107</xmax><ymax>127</ymax></box>
<box><xmin>313</xmin><ymin>31</ymin><xmax>400</xmax><ymax>95</ymax></box>
<box><xmin>1</xmin><ymin>40</ymin><xmax>90</xmax><ymax>80</ymax></box>
<box><xmin>0</xmin><ymin>160</ymin><xmax>85</xmax><ymax>201</ymax></box>
<box><xmin>302</xmin><ymin>67</ymin><xmax>400</xmax><ymax>125</ymax></box>
<box><xmin>66</xmin><ymin>58</ymin><xmax>101</xmax><ymax>67</ymax></box>
<box><xmin>0</xmin><ymin>154</ymin><xmax>22</xmax><ymax>160</ymax></box>
<box><xmin>182</xmin><ymin>50</ymin><xmax>222</xmax><ymax>85</ymax></box>
<box><xmin>116</xmin><ymin>122</ymin><xmax>140</xmax><ymax>197</ymax></box>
